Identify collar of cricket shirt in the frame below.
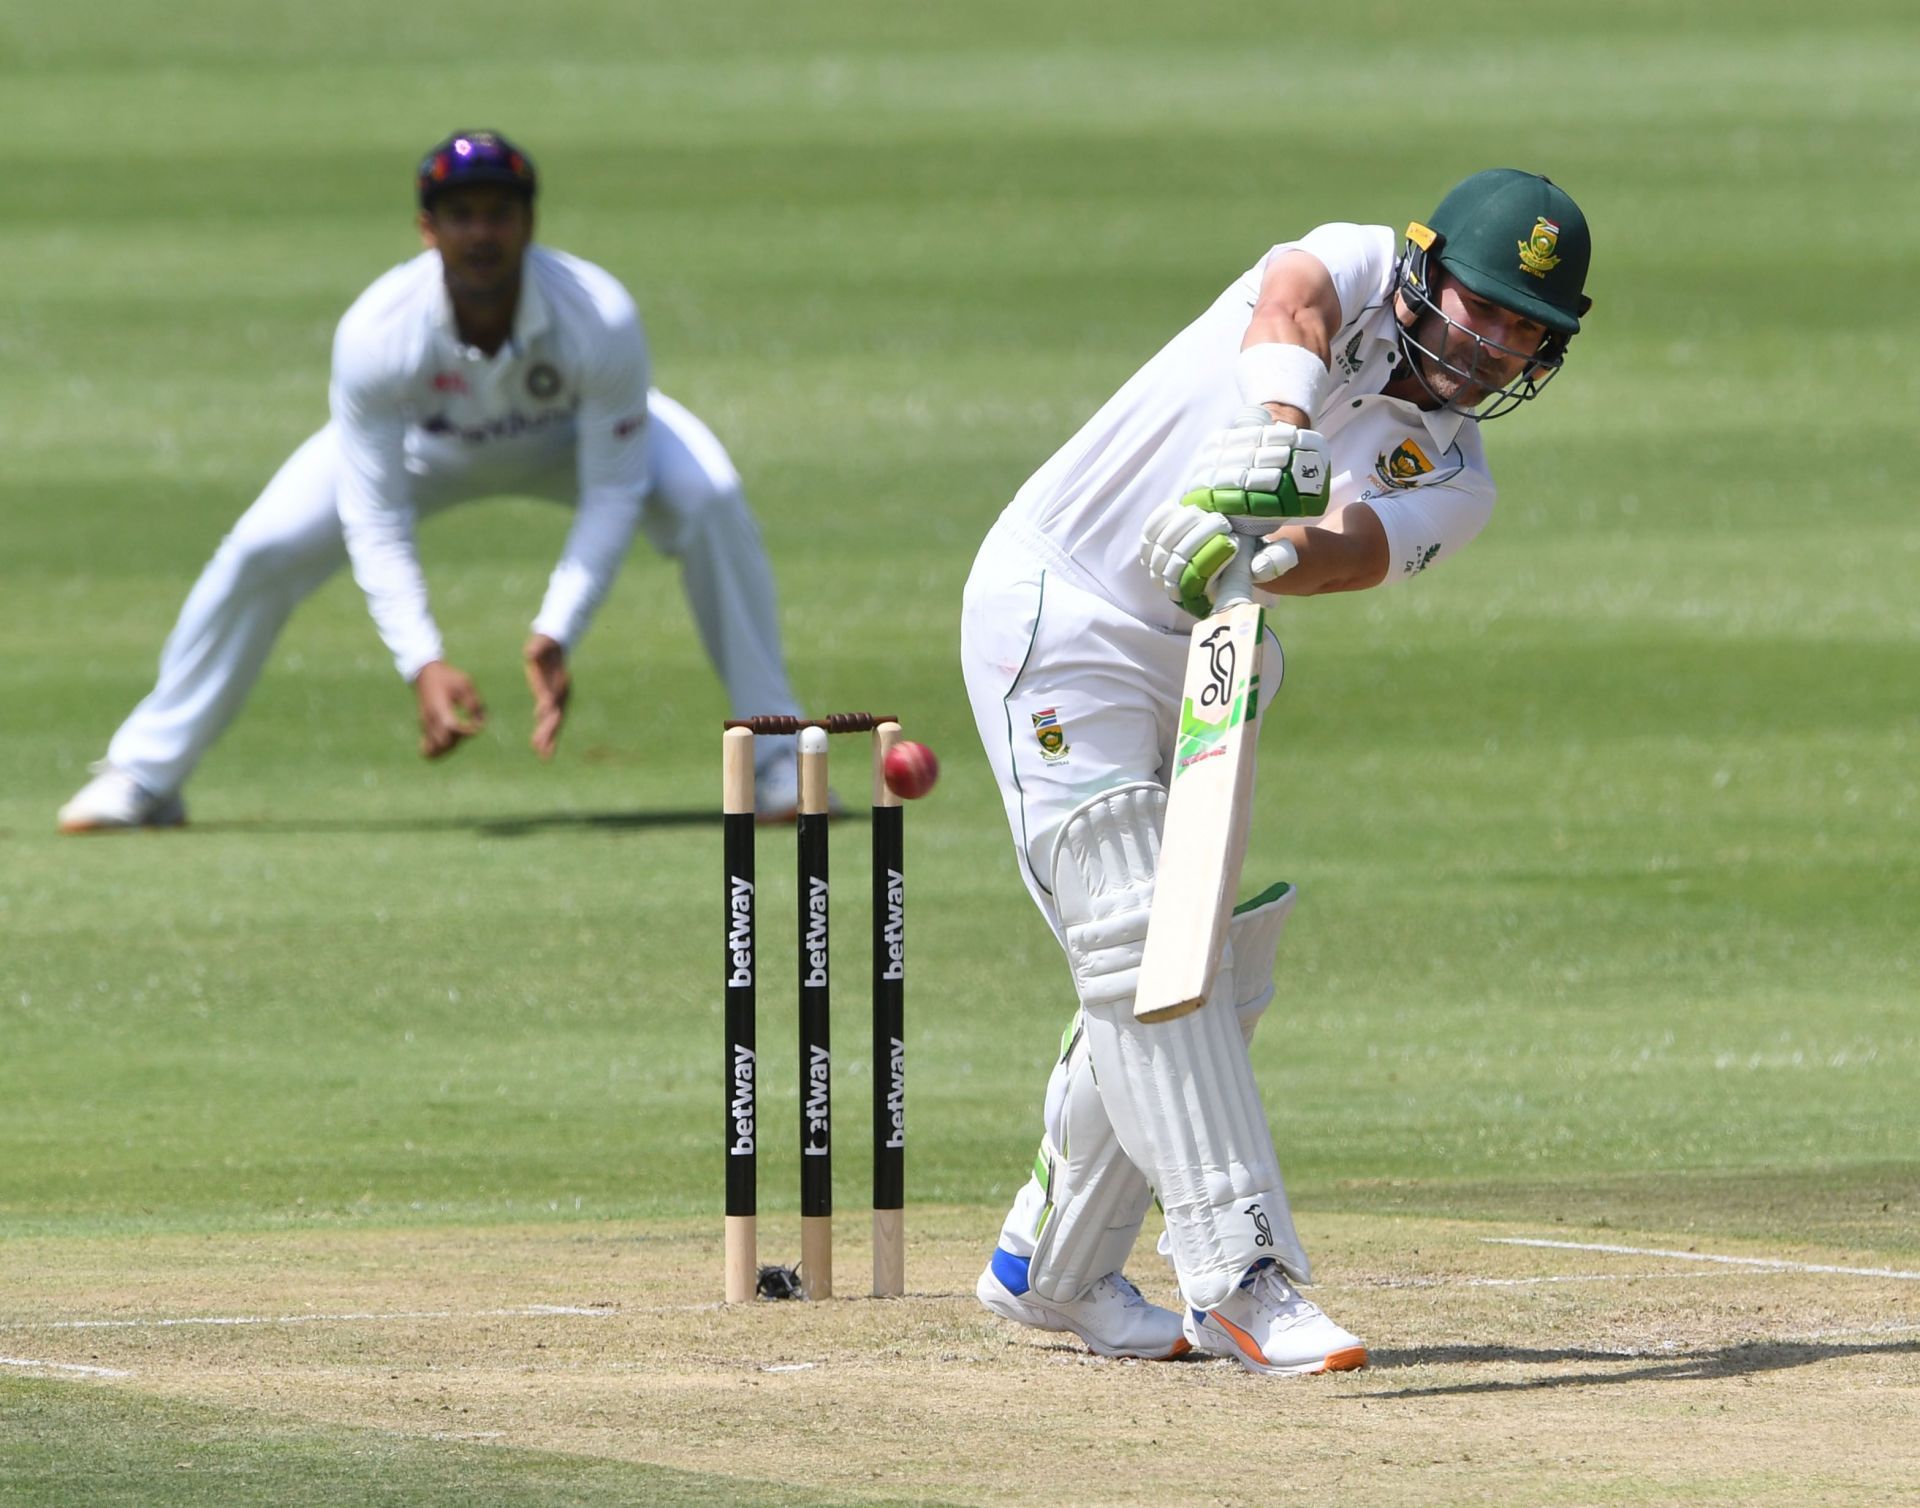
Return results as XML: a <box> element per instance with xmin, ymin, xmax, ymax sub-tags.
<box><xmin>1335</xmin><ymin>301</ymin><xmax>1470</xmax><ymax>453</ymax></box>
<box><xmin>1415</xmin><ymin>401</ymin><xmax>1467</xmax><ymax>452</ymax></box>
<box><xmin>507</xmin><ymin>255</ymin><xmax>552</xmax><ymax>351</ymax></box>
<box><xmin>432</xmin><ymin>249</ymin><xmax>552</xmax><ymax>360</ymax></box>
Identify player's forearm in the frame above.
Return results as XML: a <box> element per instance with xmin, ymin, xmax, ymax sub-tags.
<box><xmin>1257</xmin><ymin>507</ymin><xmax>1389</xmax><ymax>597</ymax></box>
<box><xmin>1243</xmin><ymin>309</ymin><xmax>1331</xmax><ymax>369</ymax></box>
<box><xmin>530</xmin><ymin>486</ymin><xmax>644</xmax><ymax>648</ymax></box>
<box><xmin>1245</xmin><ymin>251</ymin><xmax>1341</xmax><ymax>365</ymax></box>
<box><xmin>1240</xmin><ymin>251</ymin><xmax>1342</xmax><ymax>429</ymax></box>
<box><xmin>332</xmin><ymin>369</ymin><xmax>445</xmax><ymax>677</ymax></box>
<box><xmin>339</xmin><ymin>501</ymin><xmax>445</xmax><ymax>679</ymax></box>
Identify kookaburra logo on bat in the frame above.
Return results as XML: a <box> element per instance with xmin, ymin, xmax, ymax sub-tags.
<box><xmin>1199</xmin><ymin>625</ymin><xmax>1235</xmax><ymax>708</ymax></box>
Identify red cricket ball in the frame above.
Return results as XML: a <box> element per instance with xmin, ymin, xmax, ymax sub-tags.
<box><xmin>883</xmin><ymin>740</ymin><xmax>940</xmax><ymax>800</ymax></box>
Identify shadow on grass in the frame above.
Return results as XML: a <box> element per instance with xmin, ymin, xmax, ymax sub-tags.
<box><xmin>183</xmin><ymin>809</ymin><xmax>870</xmax><ymax>837</ymax></box>
<box><xmin>176</xmin><ymin>809</ymin><xmax>718</xmax><ymax>837</ymax></box>
<box><xmin>1361</xmin><ymin>1337</ymin><xmax>1920</xmax><ymax>1397</ymax></box>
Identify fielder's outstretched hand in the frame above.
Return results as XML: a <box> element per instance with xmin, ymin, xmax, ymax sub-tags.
<box><xmin>414</xmin><ymin>660</ymin><xmax>487</xmax><ymax>759</ymax></box>
<box><xmin>523</xmin><ymin>633</ymin><xmax>572</xmax><ymax>760</ymax></box>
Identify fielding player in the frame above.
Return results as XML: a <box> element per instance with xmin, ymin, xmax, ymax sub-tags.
<box><xmin>60</xmin><ymin>131</ymin><xmax>813</xmax><ymax>831</ymax></box>
<box><xmin>964</xmin><ymin>170</ymin><xmax>1594</xmax><ymax>1371</ymax></box>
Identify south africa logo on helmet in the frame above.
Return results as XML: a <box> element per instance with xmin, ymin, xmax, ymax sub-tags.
<box><xmin>1423</xmin><ymin>168</ymin><xmax>1592</xmax><ymax>336</ymax></box>
<box><xmin>1518</xmin><ymin>218</ymin><xmax>1562</xmax><ymax>279</ymax></box>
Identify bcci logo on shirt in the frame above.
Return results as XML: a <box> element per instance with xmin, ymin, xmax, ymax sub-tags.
<box><xmin>1374</xmin><ymin>437</ymin><xmax>1436</xmax><ymax>490</ymax></box>
<box><xmin>1031</xmin><ymin>708</ymin><xmax>1070</xmax><ymax>763</ymax></box>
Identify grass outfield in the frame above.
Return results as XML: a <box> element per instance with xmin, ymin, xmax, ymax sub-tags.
<box><xmin>2</xmin><ymin>1</ymin><xmax>1915</xmax><ymax>1503</ymax></box>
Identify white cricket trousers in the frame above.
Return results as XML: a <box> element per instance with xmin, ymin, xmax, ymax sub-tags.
<box><xmin>960</xmin><ymin>518</ymin><xmax>1293</xmax><ymax>1292</ymax></box>
<box><xmin>104</xmin><ymin>391</ymin><xmax>800</xmax><ymax>795</ymax></box>
<box><xmin>959</xmin><ymin>519</ymin><xmax>1283</xmax><ymax>937</ymax></box>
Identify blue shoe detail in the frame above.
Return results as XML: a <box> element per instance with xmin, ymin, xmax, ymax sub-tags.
<box><xmin>989</xmin><ymin>1246</ymin><xmax>1033</xmax><ymax>1296</ymax></box>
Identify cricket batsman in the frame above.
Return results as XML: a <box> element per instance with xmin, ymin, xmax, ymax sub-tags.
<box><xmin>60</xmin><ymin>131</ymin><xmax>815</xmax><ymax>830</ymax></box>
<box><xmin>963</xmin><ymin>170</ymin><xmax>1595</xmax><ymax>1372</ymax></box>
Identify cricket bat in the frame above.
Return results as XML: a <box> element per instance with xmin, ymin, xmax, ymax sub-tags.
<box><xmin>1133</xmin><ymin>540</ymin><xmax>1266</xmax><ymax>1023</ymax></box>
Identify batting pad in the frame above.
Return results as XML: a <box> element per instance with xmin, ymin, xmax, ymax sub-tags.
<box><xmin>1051</xmin><ymin>784</ymin><xmax>1309</xmax><ymax>1310</ymax></box>
<box><xmin>1228</xmin><ymin>881</ymin><xmax>1299</xmax><ymax>1044</ymax></box>
<box><xmin>1022</xmin><ymin>1014</ymin><xmax>1156</xmax><ymax>1303</ymax></box>
<box><xmin>1020</xmin><ymin>880</ymin><xmax>1305</xmax><ymax>1299</ymax></box>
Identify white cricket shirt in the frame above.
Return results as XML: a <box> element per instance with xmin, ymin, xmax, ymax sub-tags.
<box><xmin>330</xmin><ymin>246</ymin><xmax>652</xmax><ymax>679</ymax></box>
<box><xmin>997</xmin><ymin>222</ymin><xmax>1497</xmax><ymax>633</ymax></box>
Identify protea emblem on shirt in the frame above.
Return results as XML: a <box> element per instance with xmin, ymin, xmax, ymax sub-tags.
<box><xmin>1374</xmin><ymin>437</ymin><xmax>1436</xmax><ymax>490</ymax></box>
<box><xmin>1031</xmin><ymin>707</ymin><xmax>1070</xmax><ymax>763</ymax></box>
<box><xmin>1518</xmin><ymin>217</ymin><xmax>1561</xmax><ymax>278</ymax></box>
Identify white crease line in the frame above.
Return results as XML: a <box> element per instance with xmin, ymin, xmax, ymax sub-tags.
<box><xmin>510</xmin><ymin>1305</ymin><xmax>614</xmax><ymax>1317</ymax></box>
<box><xmin>13</xmin><ymin>1305</ymin><xmax>617</xmax><ymax>1333</ymax></box>
<box><xmin>1329</xmin><ymin>1269</ymin><xmax>1737</xmax><ymax>1292</ymax></box>
<box><xmin>35</xmin><ymin>1310</ymin><xmax>454</xmax><ymax>1331</ymax></box>
<box><xmin>1</xmin><ymin>1355</ymin><xmax>131</xmax><ymax>1378</ymax></box>
<box><xmin>1464</xmin><ymin>1270</ymin><xmax>1737</xmax><ymax>1288</ymax></box>
<box><xmin>1486</xmin><ymin>1238</ymin><xmax>1920</xmax><ymax>1281</ymax></box>
<box><xmin>1784</xmin><ymin>1319</ymin><xmax>1920</xmax><ymax>1343</ymax></box>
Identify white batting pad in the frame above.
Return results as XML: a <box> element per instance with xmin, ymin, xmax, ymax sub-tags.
<box><xmin>1227</xmin><ymin>882</ymin><xmax>1298</xmax><ymax>1043</ymax></box>
<box><xmin>1019</xmin><ymin>1014</ymin><xmax>1157</xmax><ymax>1302</ymax></box>
<box><xmin>1050</xmin><ymin>785</ymin><xmax>1310</xmax><ymax>1309</ymax></box>
<box><xmin>1051</xmin><ymin>782</ymin><xmax>1165</xmax><ymax>1010</ymax></box>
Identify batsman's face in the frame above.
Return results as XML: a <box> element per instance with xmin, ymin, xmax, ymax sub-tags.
<box><xmin>1414</xmin><ymin>273</ymin><xmax>1551</xmax><ymax>407</ymax></box>
<box><xmin>420</xmin><ymin>186</ymin><xmax>533</xmax><ymax>299</ymax></box>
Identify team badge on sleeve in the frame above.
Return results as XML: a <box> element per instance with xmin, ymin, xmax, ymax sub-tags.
<box><xmin>1374</xmin><ymin>437</ymin><xmax>1437</xmax><ymax>490</ymax></box>
<box><xmin>1403</xmin><ymin>543</ymin><xmax>1441</xmax><ymax>577</ymax></box>
<box><xmin>1031</xmin><ymin>708</ymin><xmax>1070</xmax><ymax>763</ymax></box>
<box><xmin>1332</xmin><ymin>331</ymin><xmax>1367</xmax><ymax>379</ymax></box>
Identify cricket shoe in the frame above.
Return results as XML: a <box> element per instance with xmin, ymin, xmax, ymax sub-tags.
<box><xmin>752</xmin><ymin>757</ymin><xmax>844</xmax><ymax>825</ymax></box>
<box><xmin>1184</xmin><ymin>1260</ymin><xmax>1367</xmax><ymax>1375</ymax></box>
<box><xmin>57</xmin><ymin>764</ymin><xmax>187</xmax><ymax>834</ymax></box>
<box><xmin>976</xmin><ymin>1247</ymin><xmax>1190</xmax><ymax>1359</ymax></box>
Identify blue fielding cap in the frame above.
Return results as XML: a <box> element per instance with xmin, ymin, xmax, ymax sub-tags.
<box><xmin>416</xmin><ymin>130</ymin><xmax>536</xmax><ymax>209</ymax></box>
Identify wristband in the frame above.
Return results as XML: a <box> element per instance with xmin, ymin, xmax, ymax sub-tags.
<box><xmin>1235</xmin><ymin>343</ymin><xmax>1330</xmax><ymax>424</ymax></box>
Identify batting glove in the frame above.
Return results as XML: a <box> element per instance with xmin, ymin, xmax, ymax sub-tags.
<box><xmin>1181</xmin><ymin>406</ymin><xmax>1329</xmax><ymax>523</ymax></box>
<box><xmin>1140</xmin><ymin>499</ymin><xmax>1238</xmax><ymax>618</ymax></box>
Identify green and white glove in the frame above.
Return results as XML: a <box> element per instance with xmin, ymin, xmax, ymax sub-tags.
<box><xmin>1140</xmin><ymin>499</ymin><xmax>1237</xmax><ymax>617</ymax></box>
<box><xmin>1181</xmin><ymin>405</ymin><xmax>1329</xmax><ymax>522</ymax></box>
<box><xmin>1140</xmin><ymin>406</ymin><xmax>1322</xmax><ymax>616</ymax></box>
<box><xmin>1140</xmin><ymin>502</ymin><xmax>1303</xmax><ymax>616</ymax></box>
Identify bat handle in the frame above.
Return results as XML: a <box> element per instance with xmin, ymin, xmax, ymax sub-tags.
<box><xmin>1213</xmin><ymin>537</ymin><xmax>1256</xmax><ymax>611</ymax></box>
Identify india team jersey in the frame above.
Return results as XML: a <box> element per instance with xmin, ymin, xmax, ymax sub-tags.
<box><xmin>330</xmin><ymin>246</ymin><xmax>652</xmax><ymax>677</ymax></box>
<box><xmin>997</xmin><ymin>222</ymin><xmax>1497</xmax><ymax>633</ymax></box>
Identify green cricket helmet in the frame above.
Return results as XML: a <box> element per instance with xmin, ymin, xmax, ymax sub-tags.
<box><xmin>1395</xmin><ymin>168</ymin><xmax>1594</xmax><ymax>419</ymax></box>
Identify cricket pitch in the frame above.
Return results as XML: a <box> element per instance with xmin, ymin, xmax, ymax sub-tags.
<box><xmin>4</xmin><ymin>1210</ymin><xmax>1916</xmax><ymax>1505</ymax></box>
